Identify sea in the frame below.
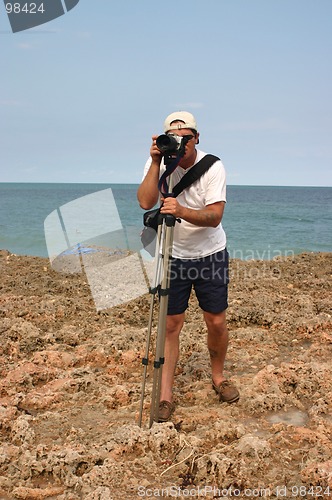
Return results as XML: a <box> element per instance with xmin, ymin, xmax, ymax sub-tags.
<box><xmin>0</xmin><ymin>183</ymin><xmax>331</xmax><ymax>261</ymax></box>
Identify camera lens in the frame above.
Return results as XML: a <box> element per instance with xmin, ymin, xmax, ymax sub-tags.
<box><xmin>156</xmin><ymin>134</ymin><xmax>179</xmax><ymax>153</ymax></box>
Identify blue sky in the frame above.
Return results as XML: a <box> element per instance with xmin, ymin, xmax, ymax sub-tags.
<box><xmin>1</xmin><ymin>0</ymin><xmax>331</xmax><ymax>186</ymax></box>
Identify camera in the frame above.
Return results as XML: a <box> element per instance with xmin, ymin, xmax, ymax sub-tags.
<box><xmin>156</xmin><ymin>134</ymin><xmax>183</xmax><ymax>153</ymax></box>
<box><xmin>156</xmin><ymin>133</ymin><xmax>190</xmax><ymax>156</ymax></box>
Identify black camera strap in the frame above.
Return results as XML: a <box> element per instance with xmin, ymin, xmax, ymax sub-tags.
<box><xmin>158</xmin><ymin>154</ymin><xmax>182</xmax><ymax>196</ymax></box>
<box><xmin>171</xmin><ymin>154</ymin><xmax>220</xmax><ymax>197</ymax></box>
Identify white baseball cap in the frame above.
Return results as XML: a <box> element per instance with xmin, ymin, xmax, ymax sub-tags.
<box><xmin>164</xmin><ymin>111</ymin><xmax>197</xmax><ymax>133</ymax></box>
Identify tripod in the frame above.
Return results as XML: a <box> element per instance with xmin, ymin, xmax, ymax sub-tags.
<box><xmin>138</xmin><ymin>166</ymin><xmax>178</xmax><ymax>428</ymax></box>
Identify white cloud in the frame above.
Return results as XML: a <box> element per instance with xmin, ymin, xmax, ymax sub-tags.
<box><xmin>0</xmin><ymin>100</ymin><xmax>23</xmax><ymax>107</ymax></box>
<box><xmin>221</xmin><ymin>118</ymin><xmax>284</xmax><ymax>132</ymax></box>
<box><xmin>173</xmin><ymin>102</ymin><xmax>204</xmax><ymax>109</ymax></box>
<box><xmin>76</xmin><ymin>31</ymin><xmax>91</xmax><ymax>39</ymax></box>
<box><xmin>16</xmin><ymin>42</ymin><xmax>35</xmax><ymax>50</ymax></box>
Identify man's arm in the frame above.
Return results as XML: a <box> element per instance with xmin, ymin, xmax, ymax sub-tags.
<box><xmin>160</xmin><ymin>198</ymin><xmax>225</xmax><ymax>228</ymax></box>
<box><xmin>137</xmin><ymin>135</ymin><xmax>162</xmax><ymax>210</ymax></box>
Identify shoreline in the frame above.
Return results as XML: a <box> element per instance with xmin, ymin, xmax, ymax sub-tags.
<box><xmin>1</xmin><ymin>247</ymin><xmax>330</xmax><ymax>262</ymax></box>
<box><xmin>0</xmin><ymin>250</ymin><xmax>331</xmax><ymax>498</ymax></box>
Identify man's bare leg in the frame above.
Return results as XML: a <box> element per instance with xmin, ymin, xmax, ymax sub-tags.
<box><xmin>159</xmin><ymin>313</ymin><xmax>185</xmax><ymax>402</ymax></box>
<box><xmin>204</xmin><ymin>309</ymin><xmax>239</xmax><ymax>403</ymax></box>
<box><xmin>203</xmin><ymin>310</ymin><xmax>229</xmax><ymax>385</ymax></box>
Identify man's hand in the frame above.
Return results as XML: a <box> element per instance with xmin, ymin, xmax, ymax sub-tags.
<box><xmin>160</xmin><ymin>196</ymin><xmax>182</xmax><ymax>218</ymax></box>
<box><xmin>150</xmin><ymin>135</ymin><xmax>163</xmax><ymax>164</ymax></box>
<box><xmin>137</xmin><ymin>135</ymin><xmax>163</xmax><ymax>210</ymax></box>
<box><xmin>160</xmin><ymin>198</ymin><xmax>225</xmax><ymax>228</ymax></box>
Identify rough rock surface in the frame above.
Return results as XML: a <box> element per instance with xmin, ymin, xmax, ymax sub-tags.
<box><xmin>0</xmin><ymin>250</ymin><xmax>331</xmax><ymax>499</ymax></box>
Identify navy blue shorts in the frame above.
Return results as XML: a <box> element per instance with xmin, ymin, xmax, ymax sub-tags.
<box><xmin>167</xmin><ymin>249</ymin><xmax>229</xmax><ymax>315</ymax></box>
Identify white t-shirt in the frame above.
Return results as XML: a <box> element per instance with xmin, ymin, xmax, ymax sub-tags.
<box><xmin>143</xmin><ymin>149</ymin><xmax>227</xmax><ymax>259</ymax></box>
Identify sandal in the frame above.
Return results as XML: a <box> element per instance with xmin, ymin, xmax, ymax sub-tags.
<box><xmin>212</xmin><ymin>379</ymin><xmax>240</xmax><ymax>403</ymax></box>
<box><xmin>158</xmin><ymin>400</ymin><xmax>175</xmax><ymax>422</ymax></box>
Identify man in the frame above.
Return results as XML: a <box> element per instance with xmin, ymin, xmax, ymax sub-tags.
<box><xmin>137</xmin><ymin>111</ymin><xmax>239</xmax><ymax>422</ymax></box>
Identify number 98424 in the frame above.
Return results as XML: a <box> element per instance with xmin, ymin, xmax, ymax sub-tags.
<box><xmin>5</xmin><ymin>3</ymin><xmax>45</xmax><ymax>14</ymax></box>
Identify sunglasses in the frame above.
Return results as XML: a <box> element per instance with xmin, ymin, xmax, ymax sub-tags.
<box><xmin>168</xmin><ymin>134</ymin><xmax>195</xmax><ymax>141</ymax></box>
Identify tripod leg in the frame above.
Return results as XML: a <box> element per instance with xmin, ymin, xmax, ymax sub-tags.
<box><xmin>149</xmin><ymin>219</ymin><xmax>175</xmax><ymax>427</ymax></box>
<box><xmin>138</xmin><ymin>225</ymin><xmax>163</xmax><ymax>427</ymax></box>
<box><xmin>138</xmin><ymin>293</ymin><xmax>155</xmax><ymax>427</ymax></box>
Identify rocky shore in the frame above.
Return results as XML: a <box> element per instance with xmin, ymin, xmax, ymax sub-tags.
<box><xmin>0</xmin><ymin>250</ymin><xmax>331</xmax><ymax>499</ymax></box>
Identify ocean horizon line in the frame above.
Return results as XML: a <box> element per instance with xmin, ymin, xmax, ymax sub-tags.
<box><xmin>1</xmin><ymin>181</ymin><xmax>331</xmax><ymax>189</ymax></box>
